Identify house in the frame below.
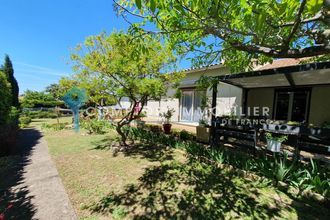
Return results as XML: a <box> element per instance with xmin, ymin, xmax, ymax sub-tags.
<box><xmin>145</xmin><ymin>59</ymin><xmax>330</xmax><ymax>127</ymax></box>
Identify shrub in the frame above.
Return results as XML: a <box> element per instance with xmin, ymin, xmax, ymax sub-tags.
<box><xmin>81</xmin><ymin>119</ymin><xmax>112</xmax><ymax>134</ymax></box>
<box><xmin>41</xmin><ymin>122</ymin><xmax>69</xmax><ymax>131</ymax></box>
<box><xmin>24</xmin><ymin>110</ymin><xmax>58</xmax><ymax>119</ymax></box>
<box><xmin>19</xmin><ymin>116</ymin><xmax>32</xmax><ymax>128</ymax></box>
<box><xmin>0</xmin><ymin>71</ymin><xmax>12</xmax><ymax>125</ymax></box>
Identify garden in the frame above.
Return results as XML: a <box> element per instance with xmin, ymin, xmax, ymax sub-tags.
<box><xmin>1</xmin><ymin>0</ymin><xmax>330</xmax><ymax>219</ymax></box>
<box><xmin>25</xmin><ymin>116</ymin><xmax>329</xmax><ymax>219</ymax></box>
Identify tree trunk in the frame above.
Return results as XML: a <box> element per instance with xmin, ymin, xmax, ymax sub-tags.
<box><xmin>116</xmin><ymin>122</ymin><xmax>128</xmax><ymax>146</ymax></box>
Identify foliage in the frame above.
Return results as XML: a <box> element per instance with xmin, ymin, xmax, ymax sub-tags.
<box><xmin>116</xmin><ymin>0</ymin><xmax>330</xmax><ymax>72</ymax></box>
<box><xmin>321</xmin><ymin>121</ymin><xmax>330</xmax><ymax>129</ymax></box>
<box><xmin>121</xmin><ymin>125</ymin><xmax>330</xmax><ymax>197</ymax></box>
<box><xmin>41</xmin><ymin>122</ymin><xmax>69</xmax><ymax>131</ymax></box>
<box><xmin>71</xmin><ymin>31</ymin><xmax>183</xmax><ymax>145</ymax></box>
<box><xmin>45</xmin><ymin>83</ymin><xmax>62</xmax><ymax>100</ymax></box>
<box><xmin>265</xmin><ymin>132</ymin><xmax>288</xmax><ymax>143</ymax></box>
<box><xmin>0</xmin><ymin>66</ymin><xmax>18</xmax><ymax>156</ymax></box>
<box><xmin>0</xmin><ymin>107</ymin><xmax>19</xmax><ymax>156</ymax></box>
<box><xmin>111</xmin><ymin>206</ymin><xmax>128</xmax><ymax>219</ymax></box>
<box><xmin>1</xmin><ymin>55</ymin><xmax>19</xmax><ymax>107</ymax></box>
<box><xmin>0</xmin><ymin>71</ymin><xmax>12</xmax><ymax>125</ymax></box>
<box><xmin>81</xmin><ymin>119</ymin><xmax>113</xmax><ymax>134</ymax></box>
<box><xmin>159</xmin><ymin>108</ymin><xmax>175</xmax><ymax>124</ymax></box>
<box><xmin>19</xmin><ymin>116</ymin><xmax>31</xmax><ymax>128</ymax></box>
<box><xmin>76</xmin><ymin>74</ymin><xmax>117</xmax><ymax>106</ymax></box>
<box><xmin>23</xmin><ymin>110</ymin><xmax>58</xmax><ymax>119</ymax></box>
<box><xmin>272</xmin><ymin>153</ymin><xmax>294</xmax><ymax>183</ymax></box>
<box><xmin>20</xmin><ymin>90</ymin><xmax>63</xmax><ymax>108</ymax></box>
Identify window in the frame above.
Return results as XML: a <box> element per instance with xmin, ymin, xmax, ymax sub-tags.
<box><xmin>274</xmin><ymin>88</ymin><xmax>310</xmax><ymax>122</ymax></box>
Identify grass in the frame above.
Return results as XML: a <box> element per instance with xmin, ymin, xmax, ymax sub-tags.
<box><xmin>30</xmin><ymin>118</ymin><xmax>330</xmax><ymax>219</ymax></box>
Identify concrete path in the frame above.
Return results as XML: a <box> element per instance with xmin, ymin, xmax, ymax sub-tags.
<box><xmin>11</xmin><ymin>128</ymin><xmax>77</xmax><ymax>220</ymax></box>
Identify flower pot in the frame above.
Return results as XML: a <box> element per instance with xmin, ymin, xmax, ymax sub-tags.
<box><xmin>163</xmin><ymin>123</ymin><xmax>172</xmax><ymax>134</ymax></box>
<box><xmin>266</xmin><ymin>139</ymin><xmax>282</xmax><ymax>152</ymax></box>
<box><xmin>196</xmin><ymin>126</ymin><xmax>210</xmax><ymax>143</ymax></box>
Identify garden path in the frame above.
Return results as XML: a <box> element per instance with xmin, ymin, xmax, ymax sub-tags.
<box><xmin>9</xmin><ymin>128</ymin><xmax>77</xmax><ymax>220</ymax></box>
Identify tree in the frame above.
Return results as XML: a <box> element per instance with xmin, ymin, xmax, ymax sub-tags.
<box><xmin>115</xmin><ymin>0</ymin><xmax>330</xmax><ymax>71</ymax></box>
<box><xmin>0</xmin><ymin>71</ymin><xmax>12</xmax><ymax>125</ymax></box>
<box><xmin>76</xmin><ymin>74</ymin><xmax>117</xmax><ymax>107</ymax></box>
<box><xmin>20</xmin><ymin>90</ymin><xmax>62</xmax><ymax>108</ymax></box>
<box><xmin>71</xmin><ymin>32</ymin><xmax>183</xmax><ymax>145</ymax></box>
<box><xmin>45</xmin><ymin>83</ymin><xmax>62</xmax><ymax>100</ymax></box>
<box><xmin>2</xmin><ymin>55</ymin><xmax>19</xmax><ymax>107</ymax></box>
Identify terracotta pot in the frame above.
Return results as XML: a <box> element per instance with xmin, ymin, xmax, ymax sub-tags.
<box><xmin>163</xmin><ymin>123</ymin><xmax>172</xmax><ymax>134</ymax></box>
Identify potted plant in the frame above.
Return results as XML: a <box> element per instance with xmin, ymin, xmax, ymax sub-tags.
<box><xmin>196</xmin><ymin>119</ymin><xmax>211</xmax><ymax>143</ymax></box>
<box><xmin>265</xmin><ymin>132</ymin><xmax>288</xmax><ymax>152</ymax></box>
<box><xmin>159</xmin><ymin>108</ymin><xmax>175</xmax><ymax>134</ymax></box>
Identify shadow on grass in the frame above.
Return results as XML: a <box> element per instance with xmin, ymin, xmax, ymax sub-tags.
<box><xmin>0</xmin><ymin>128</ymin><xmax>41</xmax><ymax>219</ymax></box>
<box><xmin>88</xmin><ymin>159</ymin><xmax>284</xmax><ymax>219</ymax></box>
<box><xmin>90</xmin><ymin>140</ymin><xmax>330</xmax><ymax>219</ymax></box>
<box><xmin>91</xmin><ymin>138</ymin><xmax>175</xmax><ymax>162</ymax></box>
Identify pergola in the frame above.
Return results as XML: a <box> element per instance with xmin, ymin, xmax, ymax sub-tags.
<box><xmin>209</xmin><ymin>61</ymin><xmax>330</xmax><ymax>155</ymax></box>
<box><xmin>210</xmin><ymin>61</ymin><xmax>330</xmax><ymax>123</ymax></box>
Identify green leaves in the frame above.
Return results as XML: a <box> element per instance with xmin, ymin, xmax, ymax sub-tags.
<box><xmin>306</xmin><ymin>0</ymin><xmax>323</xmax><ymax>14</ymax></box>
<box><xmin>150</xmin><ymin>0</ymin><xmax>156</xmax><ymax>13</ymax></box>
<box><xmin>115</xmin><ymin>0</ymin><xmax>328</xmax><ymax>72</ymax></box>
<box><xmin>135</xmin><ymin>0</ymin><xmax>142</xmax><ymax>9</ymax></box>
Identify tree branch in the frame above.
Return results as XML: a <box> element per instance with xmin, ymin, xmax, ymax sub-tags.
<box><xmin>282</xmin><ymin>0</ymin><xmax>307</xmax><ymax>51</ymax></box>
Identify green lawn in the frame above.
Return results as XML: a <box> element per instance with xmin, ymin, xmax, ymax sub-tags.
<box><xmin>31</xmin><ymin>118</ymin><xmax>329</xmax><ymax>220</ymax></box>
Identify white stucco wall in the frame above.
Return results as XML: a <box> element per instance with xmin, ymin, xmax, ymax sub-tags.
<box><xmin>145</xmin><ymin>65</ymin><xmax>243</xmax><ymax>123</ymax></box>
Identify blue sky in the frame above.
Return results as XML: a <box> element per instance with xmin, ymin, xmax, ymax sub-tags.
<box><xmin>0</xmin><ymin>0</ymin><xmax>162</xmax><ymax>93</ymax></box>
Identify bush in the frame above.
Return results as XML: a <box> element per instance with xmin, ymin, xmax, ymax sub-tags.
<box><xmin>0</xmin><ymin>107</ymin><xmax>19</xmax><ymax>156</ymax></box>
<box><xmin>0</xmin><ymin>72</ymin><xmax>12</xmax><ymax>125</ymax></box>
<box><xmin>81</xmin><ymin>119</ymin><xmax>112</xmax><ymax>134</ymax></box>
<box><xmin>24</xmin><ymin>110</ymin><xmax>58</xmax><ymax>119</ymax></box>
<box><xmin>19</xmin><ymin>116</ymin><xmax>32</xmax><ymax>128</ymax></box>
<box><xmin>41</xmin><ymin>122</ymin><xmax>69</xmax><ymax>131</ymax></box>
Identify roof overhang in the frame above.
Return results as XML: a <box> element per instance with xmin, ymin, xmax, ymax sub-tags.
<box><xmin>217</xmin><ymin>62</ymin><xmax>330</xmax><ymax>89</ymax></box>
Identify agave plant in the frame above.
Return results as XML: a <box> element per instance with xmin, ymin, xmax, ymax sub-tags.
<box><xmin>273</xmin><ymin>153</ymin><xmax>295</xmax><ymax>183</ymax></box>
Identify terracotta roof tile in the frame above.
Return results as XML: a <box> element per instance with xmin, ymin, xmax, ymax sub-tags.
<box><xmin>255</xmin><ymin>58</ymin><xmax>304</xmax><ymax>70</ymax></box>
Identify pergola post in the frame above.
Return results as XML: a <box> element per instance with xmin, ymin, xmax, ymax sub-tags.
<box><xmin>210</xmin><ymin>81</ymin><xmax>218</xmax><ymax>146</ymax></box>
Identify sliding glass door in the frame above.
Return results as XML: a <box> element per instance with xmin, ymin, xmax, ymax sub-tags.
<box><xmin>181</xmin><ymin>91</ymin><xmax>193</xmax><ymax>121</ymax></box>
<box><xmin>180</xmin><ymin>90</ymin><xmax>204</xmax><ymax>122</ymax></box>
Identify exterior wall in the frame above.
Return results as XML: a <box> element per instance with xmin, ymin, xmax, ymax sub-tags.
<box><xmin>247</xmin><ymin>88</ymin><xmax>274</xmax><ymax>118</ymax></box>
<box><xmin>145</xmin><ymin>88</ymin><xmax>179</xmax><ymax>121</ymax></box>
<box><xmin>145</xmin><ymin>65</ymin><xmax>244</xmax><ymax>122</ymax></box>
<box><xmin>309</xmin><ymin>85</ymin><xmax>330</xmax><ymax>126</ymax></box>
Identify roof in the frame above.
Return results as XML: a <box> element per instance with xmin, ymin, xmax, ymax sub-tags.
<box><xmin>181</xmin><ymin>62</ymin><xmax>223</xmax><ymax>74</ymax></box>
<box><xmin>182</xmin><ymin>58</ymin><xmax>306</xmax><ymax>74</ymax></box>
<box><xmin>255</xmin><ymin>59</ymin><xmax>303</xmax><ymax>70</ymax></box>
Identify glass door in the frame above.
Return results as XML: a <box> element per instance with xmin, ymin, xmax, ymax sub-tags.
<box><xmin>181</xmin><ymin>91</ymin><xmax>193</xmax><ymax>121</ymax></box>
<box><xmin>193</xmin><ymin>90</ymin><xmax>204</xmax><ymax>122</ymax></box>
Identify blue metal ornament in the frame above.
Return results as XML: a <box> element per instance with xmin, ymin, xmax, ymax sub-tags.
<box><xmin>62</xmin><ymin>87</ymin><xmax>87</xmax><ymax>132</ymax></box>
